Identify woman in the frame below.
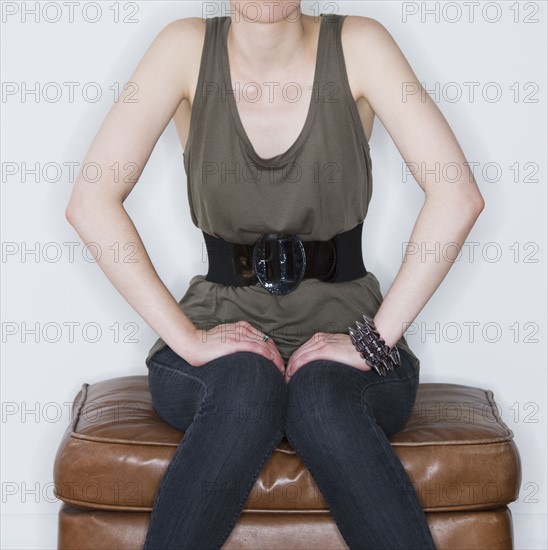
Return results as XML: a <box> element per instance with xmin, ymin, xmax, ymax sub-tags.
<box><xmin>65</xmin><ymin>1</ymin><xmax>484</xmax><ymax>548</ymax></box>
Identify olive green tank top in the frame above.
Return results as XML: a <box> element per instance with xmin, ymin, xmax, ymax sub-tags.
<box><xmin>145</xmin><ymin>13</ymin><xmax>421</xmax><ymax>373</ymax></box>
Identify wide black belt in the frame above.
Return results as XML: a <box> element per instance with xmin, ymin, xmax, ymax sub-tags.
<box><xmin>203</xmin><ymin>222</ymin><xmax>367</xmax><ymax>295</ymax></box>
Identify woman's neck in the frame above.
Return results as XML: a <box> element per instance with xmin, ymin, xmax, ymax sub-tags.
<box><xmin>226</xmin><ymin>11</ymin><xmax>315</xmax><ymax>80</ymax></box>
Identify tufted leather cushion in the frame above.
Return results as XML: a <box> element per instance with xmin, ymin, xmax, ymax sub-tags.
<box><xmin>53</xmin><ymin>377</ymin><xmax>521</xmax><ymax>513</ymax></box>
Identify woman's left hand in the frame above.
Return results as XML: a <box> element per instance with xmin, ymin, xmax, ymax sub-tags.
<box><xmin>284</xmin><ymin>332</ymin><xmax>371</xmax><ymax>383</ymax></box>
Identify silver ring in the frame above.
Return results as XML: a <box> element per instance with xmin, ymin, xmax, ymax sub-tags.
<box><xmin>262</xmin><ymin>334</ymin><xmax>270</xmax><ymax>342</ymax></box>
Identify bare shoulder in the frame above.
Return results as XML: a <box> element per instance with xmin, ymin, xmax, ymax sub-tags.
<box><xmin>160</xmin><ymin>16</ymin><xmax>206</xmax><ymax>41</ymax></box>
<box><xmin>145</xmin><ymin>16</ymin><xmax>205</xmax><ymax>58</ymax></box>
<box><xmin>340</xmin><ymin>15</ymin><xmax>409</xmax><ymax>101</ymax></box>
<box><xmin>148</xmin><ymin>17</ymin><xmax>207</xmax><ymax>99</ymax></box>
<box><xmin>341</xmin><ymin>14</ymin><xmax>398</xmax><ymax>49</ymax></box>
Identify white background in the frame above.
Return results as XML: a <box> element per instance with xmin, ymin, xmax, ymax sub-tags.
<box><xmin>1</xmin><ymin>1</ymin><xmax>546</xmax><ymax>548</ymax></box>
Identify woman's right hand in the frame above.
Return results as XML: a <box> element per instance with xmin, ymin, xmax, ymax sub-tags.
<box><xmin>180</xmin><ymin>320</ymin><xmax>286</xmax><ymax>375</ymax></box>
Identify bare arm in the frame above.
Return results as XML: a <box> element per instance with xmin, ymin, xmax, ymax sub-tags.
<box><xmin>347</xmin><ymin>17</ymin><xmax>485</xmax><ymax>348</ymax></box>
<box><xmin>65</xmin><ymin>18</ymin><xmax>285</xmax><ymax>371</ymax></box>
<box><xmin>284</xmin><ymin>17</ymin><xmax>485</xmax><ymax>380</ymax></box>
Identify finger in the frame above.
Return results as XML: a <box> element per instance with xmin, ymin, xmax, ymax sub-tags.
<box><xmin>238</xmin><ymin>321</ymin><xmax>269</xmax><ymax>346</ymax></box>
<box><xmin>286</xmin><ymin>350</ymin><xmax>316</xmax><ymax>381</ymax></box>
<box><xmin>268</xmin><ymin>343</ymin><xmax>286</xmax><ymax>374</ymax></box>
<box><xmin>237</xmin><ymin>328</ymin><xmax>283</xmax><ymax>373</ymax></box>
<box><xmin>267</xmin><ymin>344</ymin><xmax>285</xmax><ymax>374</ymax></box>
<box><xmin>286</xmin><ymin>336</ymin><xmax>375</xmax><ymax>379</ymax></box>
<box><xmin>285</xmin><ymin>335</ymin><xmax>315</xmax><ymax>371</ymax></box>
<box><xmin>286</xmin><ymin>332</ymin><xmax>331</xmax><ymax>365</ymax></box>
<box><xmin>262</xmin><ymin>334</ymin><xmax>283</xmax><ymax>356</ymax></box>
<box><xmin>248</xmin><ymin>342</ymin><xmax>283</xmax><ymax>372</ymax></box>
<box><xmin>293</xmin><ymin>333</ymin><xmax>319</xmax><ymax>352</ymax></box>
<box><xmin>286</xmin><ymin>349</ymin><xmax>316</xmax><ymax>378</ymax></box>
<box><xmin>241</xmin><ymin>323</ymin><xmax>263</xmax><ymax>343</ymax></box>
<box><xmin>286</xmin><ymin>339</ymin><xmax>322</xmax><ymax>373</ymax></box>
<box><xmin>252</xmin><ymin>340</ymin><xmax>285</xmax><ymax>374</ymax></box>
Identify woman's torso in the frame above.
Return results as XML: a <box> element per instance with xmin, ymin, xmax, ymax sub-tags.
<box><xmin>145</xmin><ymin>13</ymin><xmax>421</xmax><ymax>373</ymax></box>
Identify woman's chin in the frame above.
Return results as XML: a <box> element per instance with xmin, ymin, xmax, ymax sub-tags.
<box><xmin>228</xmin><ymin>0</ymin><xmax>302</xmax><ymax>24</ymax></box>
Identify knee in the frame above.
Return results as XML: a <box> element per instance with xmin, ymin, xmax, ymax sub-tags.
<box><xmin>285</xmin><ymin>360</ymin><xmax>363</xmax><ymax>433</ymax></box>
<box><xmin>204</xmin><ymin>351</ymin><xmax>288</xmax><ymax>428</ymax></box>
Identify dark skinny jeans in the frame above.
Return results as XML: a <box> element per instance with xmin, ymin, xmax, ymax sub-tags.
<box><xmin>143</xmin><ymin>345</ymin><xmax>437</xmax><ymax>550</ymax></box>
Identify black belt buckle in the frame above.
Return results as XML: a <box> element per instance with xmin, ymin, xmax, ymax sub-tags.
<box><xmin>252</xmin><ymin>233</ymin><xmax>306</xmax><ymax>295</ymax></box>
<box><xmin>202</xmin><ymin>222</ymin><xmax>367</xmax><ymax>291</ymax></box>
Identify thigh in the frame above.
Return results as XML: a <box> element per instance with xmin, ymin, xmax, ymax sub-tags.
<box><xmin>360</xmin><ymin>347</ymin><xmax>419</xmax><ymax>437</ymax></box>
<box><xmin>147</xmin><ymin>346</ymin><xmax>208</xmax><ymax>432</ymax></box>
<box><xmin>148</xmin><ymin>345</ymin><xmax>288</xmax><ymax>432</ymax></box>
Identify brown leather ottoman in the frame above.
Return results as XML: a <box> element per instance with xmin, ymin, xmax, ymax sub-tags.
<box><xmin>53</xmin><ymin>377</ymin><xmax>521</xmax><ymax>549</ymax></box>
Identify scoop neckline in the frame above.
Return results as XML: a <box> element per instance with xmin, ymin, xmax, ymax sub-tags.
<box><xmin>221</xmin><ymin>14</ymin><xmax>327</xmax><ymax>167</ymax></box>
